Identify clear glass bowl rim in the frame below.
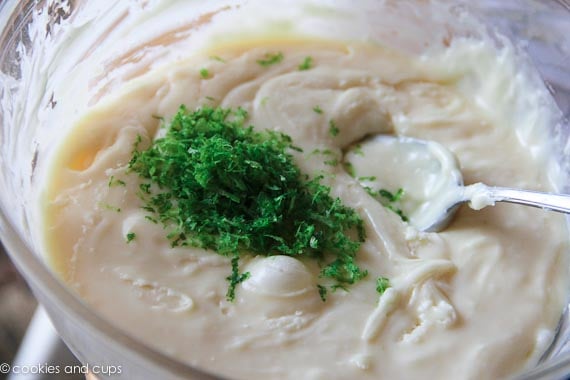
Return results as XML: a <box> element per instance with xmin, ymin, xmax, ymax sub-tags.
<box><xmin>1</xmin><ymin>0</ymin><xmax>570</xmax><ymax>379</ymax></box>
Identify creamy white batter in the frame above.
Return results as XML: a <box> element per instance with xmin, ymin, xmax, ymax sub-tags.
<box><xmin>42</xmin><ymin>40</ymin><xmax>569</xmax><ymax>379</ymax></box>
<box><xmin>39</xmin><ymin>2</ymin><xmax>569</xmax><ymax>380</ymax></box>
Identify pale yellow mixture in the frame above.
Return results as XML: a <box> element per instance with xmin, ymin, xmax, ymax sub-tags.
<box><xmin>43</xmin><ymin>37</ymin><xmax>569</xmax><ymax>380</ymax></box>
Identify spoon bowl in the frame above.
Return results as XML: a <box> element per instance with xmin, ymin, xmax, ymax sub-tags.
<box><xmin>345</xmin><ymin>135</ymin><xmax>570</xmax><ymax>232</ymax></box>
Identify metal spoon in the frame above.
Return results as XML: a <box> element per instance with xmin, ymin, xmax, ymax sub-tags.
<box><xmin>345</xmin><ymin>135</ymin><xmax>570</xmax><ymax>232</ymax></box>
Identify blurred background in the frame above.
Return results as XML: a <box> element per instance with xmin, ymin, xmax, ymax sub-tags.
<box><xmin>0</xmin><ymin>243</ymin><xmax>83</xmax><ymax>380</ymax></box>
<box><xmin>0</xmin><ymin>243</ymin><xmax>37</xmax><ymax>373</ymax></box>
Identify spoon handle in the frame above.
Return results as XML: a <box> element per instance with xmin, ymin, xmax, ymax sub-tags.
<box><xmin>489</xmin><ymin>187</ymin><xmax>570</xmax><ymax>214</ymax></box>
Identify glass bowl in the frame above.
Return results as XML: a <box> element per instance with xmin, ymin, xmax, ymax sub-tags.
<box><xmin>0</xmin><ymin>0</ymin><xmax>569</xmax><ymax>379</ymax></box>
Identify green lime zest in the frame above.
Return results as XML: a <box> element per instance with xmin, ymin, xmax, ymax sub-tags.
<box><xmin>329</xmin><ymin>120</ymin><xmax>340</xmax><ymax>137</ymax></box>
<box><xmin>126</xmin><ymin>232</ymin><xmax>136</xmax><ymax>243</ymax></box>
<box><xmin>128</xmin><ymin>106</ymin><xmax>367</xmax><ymax>301</ymax></box>
<box><xmin>376</xmin><ymin>276</ymin><xmax>391</xmax><ymax>295</ymax></box>
<box><xmin>108</xmin><ymin>176</ymin><xmax>126</xmax><ymax>187</ymax></box>
<box><xmin>257</xmin><ymin>52</ymin><xmax>284</xmax><ymax>67</ymax></box>
<box><xmin>364</xmin><ymin>187</ymin><xmax>408</xmax><ymax>222</ymax></box>
<box><xmin>299</xmin><ymin>56</ymin><xmax>313</xmax><ymax>71</ymax></box>
<box><xmin>199</xmin><ymin>68</ymin><xmax>210</xmax><ymax>79</ymax></box>
<box><xmin>210</xmin><ymin>55</ymin><xmax>226</xmax><ymax>63</ymax></box>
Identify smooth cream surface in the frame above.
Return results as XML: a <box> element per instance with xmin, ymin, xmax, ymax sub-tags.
<box><xmin>41</xmin><ymin>3</ymin><xmax>569</xmax><ymax>380</ymax></box>
<box><xmin>346</xmin><ymin>136</ymin><xmax>464</xmax><ymax>231</ymax></box>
